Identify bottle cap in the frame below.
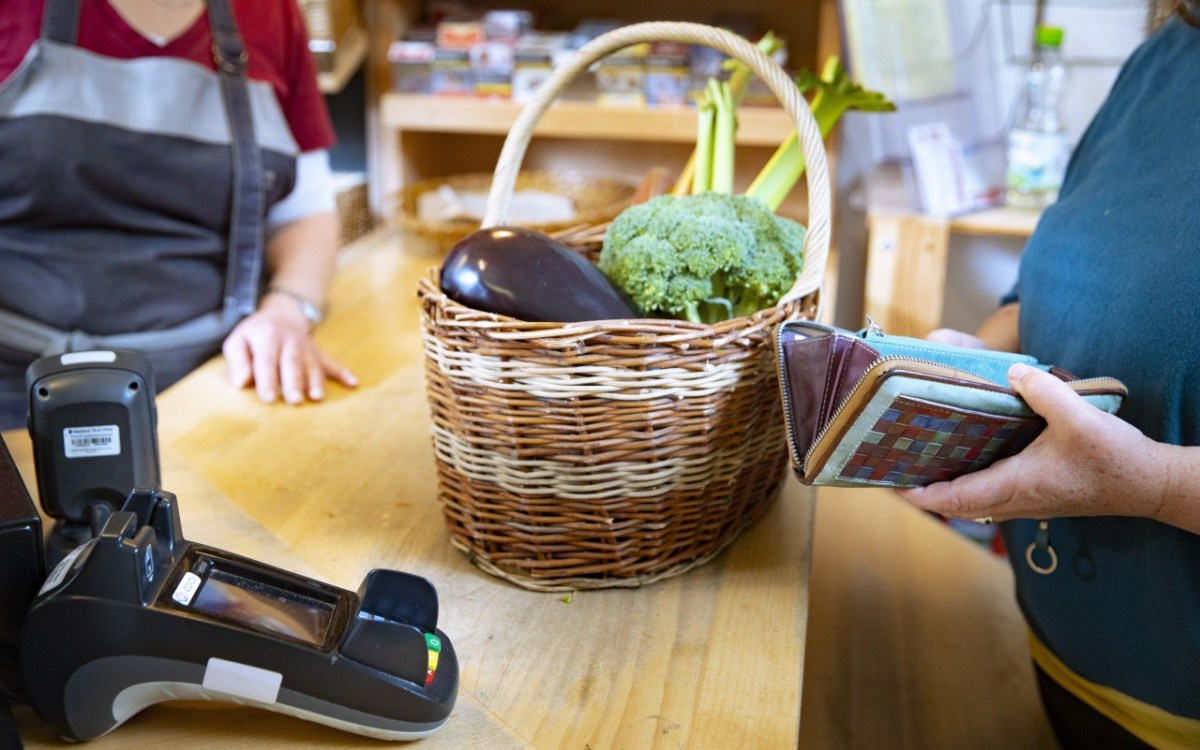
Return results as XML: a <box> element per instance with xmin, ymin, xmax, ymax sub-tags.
<box><xmin>1035</xmin><ymin>25</ymin><xmax>1064</xmax><ymax>49</ymax></box>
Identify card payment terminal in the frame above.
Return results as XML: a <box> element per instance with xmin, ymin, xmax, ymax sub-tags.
<box><xmin>20</xmin><ymin>487</ymin><xmax>458</xmax><ymax>741</ymax></box>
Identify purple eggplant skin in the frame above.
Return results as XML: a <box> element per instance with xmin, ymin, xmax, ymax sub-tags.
<box><xmin>439</xmin><ymin>226</ymin><xmax>637</xmax><ymax>322</ymax></box>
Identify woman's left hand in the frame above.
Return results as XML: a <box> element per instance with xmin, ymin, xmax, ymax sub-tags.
<box><xmin>898</xmin><ymin>363</ymin><xmax>1173</xmax><ymax>523</ymax></box>
<box><xmin>221</xmin><ymin>297</ymin><xmax>357</xmax><ymax>405</ymax></box>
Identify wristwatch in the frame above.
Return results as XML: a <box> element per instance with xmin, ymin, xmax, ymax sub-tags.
<box><xmin>266</xmin><ymin>286</ymin><xmax>325</xmax><ymax>327</ymax></box>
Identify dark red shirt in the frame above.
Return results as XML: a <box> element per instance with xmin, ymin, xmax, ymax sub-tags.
<box><xmin>0</xmin><ymin>0</ymin><xmax>335</xmax><ymax>151</ymax></box>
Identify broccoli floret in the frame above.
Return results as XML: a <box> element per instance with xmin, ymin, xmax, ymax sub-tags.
<box><xmin>598</xmin><ymin>193</ymin><xmax>806</xmax><ymax>324</ymax></box>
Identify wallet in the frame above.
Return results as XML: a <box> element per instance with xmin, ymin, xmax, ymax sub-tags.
<box><xmin>775</xmin><ymin>320</ymin><xmax>1128</xmax><ymax>488</ymax></box>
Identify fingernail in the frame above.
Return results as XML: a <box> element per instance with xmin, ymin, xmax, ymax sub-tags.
<box><xmin>1009</xmin><ymin>363</ymin><xmax>1032</xmax><ymax>380</ymax></box>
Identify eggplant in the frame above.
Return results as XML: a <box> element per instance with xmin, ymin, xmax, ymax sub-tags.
<box><xmin>439</xmin><ymin>226</ymin><xmax>637</xmax><ymax>322</ymax></box>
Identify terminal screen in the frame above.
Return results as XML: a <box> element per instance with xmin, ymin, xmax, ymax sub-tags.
<box><xmin>189</xmin><ymin>563</ymin><xmax>338</xmax><ymax>647</ymax></box>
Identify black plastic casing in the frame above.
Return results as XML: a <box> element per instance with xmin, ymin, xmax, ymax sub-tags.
<box><xmin>20</xmin><ymin>488</ymin><xmax>458</xmax><ymax>741</ymax></box>
<box><xmin>0</xmin><ymin>433</ymin><xmax>44</xmax><ymax>701</ymax></box>
<box><xmin>25</xmin><ymin>350</ymin><xmax>159</xmax><ymax>523</ymax></box>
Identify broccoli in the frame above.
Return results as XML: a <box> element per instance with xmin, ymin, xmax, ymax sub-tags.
<box><xmin>599</xmin><ymin>44</ymin><xmax>887</xmax><ymax>325</ymax></box>
<box><xmin>598</xmin><ymin>192</ymin><xmax>806</xmax><ymax>324</ymax></box>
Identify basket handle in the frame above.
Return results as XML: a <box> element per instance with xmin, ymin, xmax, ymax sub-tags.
<box><xmin>482</xmin><ymin>21</ymin><xmax>831</xmax><ymax>304</ymax></box>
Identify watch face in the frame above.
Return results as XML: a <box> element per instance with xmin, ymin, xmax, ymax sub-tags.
<box><xmin>268</xmin><ymin>287</ymin><xmax>323</xmax><ymax>326</ymax></box>
<box><xmin>301</xmin><ymin>300</ymin><xmax>324</xmax><ymax>325</ymax></box>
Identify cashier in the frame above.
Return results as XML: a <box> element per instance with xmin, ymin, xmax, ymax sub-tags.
<box><xmin>0</xmin><ymin>0</ymin><xmax>357</xmax><ymax>431</ymax></box>
<box><xmin>900</xmin><ymin>4</ymin><xmax>1200</xmax><ymax>747</ymax></box>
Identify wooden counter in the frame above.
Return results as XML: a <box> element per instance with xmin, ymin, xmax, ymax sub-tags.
<box><xmin>7</xmin><ymin>228</ymin><xmax>812</xmax><ymax>749</ymax></box>
<box><xmin>8</xmin><ymin>229</ymin><xmax>1055</xmax><ymax>748</ymax></box>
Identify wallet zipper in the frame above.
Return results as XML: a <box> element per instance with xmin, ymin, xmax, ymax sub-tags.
<box><xmin>802</xmin><ymin>357</ymin><xmax>1001</xmax><ymax>475</ymax></box>
<box><xmin>802</xmin><ymin>359</ymin><xmax>1126</xmax><ymax>476</ymax></box>
<box><xmin>776</xmin><ymin>320</ymin><xmax>826</xmax><ymax>473</ymax></box>
<box><xmin>777</xmin><ymin>320</ymin><xmax>1127</xmax><ymax>478</ymax></box>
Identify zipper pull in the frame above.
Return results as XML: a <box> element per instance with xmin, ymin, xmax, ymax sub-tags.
<box><xmin>864</xmin><ymin>315</ymin><xmax>884</xmax><ymax>338</ymax></box>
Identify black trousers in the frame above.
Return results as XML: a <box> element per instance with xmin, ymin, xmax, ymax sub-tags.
<box><xmin>1035</xmin><ymin>664</ymin><xmax>1152</xmax><ymax>750</ymax></box>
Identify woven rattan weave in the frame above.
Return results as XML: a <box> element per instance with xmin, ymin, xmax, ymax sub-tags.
<box><xmin>417</xmin><ymin>22</ymin><xmax>831</xmax><ymax>590</ymax></box>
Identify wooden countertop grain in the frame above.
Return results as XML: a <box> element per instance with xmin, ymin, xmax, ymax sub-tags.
<box><xmin>8</xmin><ymin>228</ymin><xmax>812</xmax><ymax>749</ymax></box>
<box><xmin>8</xmin><ymin>227</ymin><xmax>1054</xmax><ymax>749</ymax></box>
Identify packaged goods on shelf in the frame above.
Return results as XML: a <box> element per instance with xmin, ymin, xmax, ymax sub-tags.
<box><xmin>388</xmin><ymin>40</ymin><xmax>436</xmax><ymax>93</ymax></box>
<box><xmin>512</xmin><ymin>31</ymin><xmax>565</xmax><ymax>103</ymax></box>
<box><xmin>436</xmin><ymin>16</ymin><xmax>485</xmax><ymax>49</ymax></box>
<box><xmin>483</xmin><ymin>9</ymin><xmax>535</xmax><ymax>42</ymax></box>
<box><xmin>568</xmin><ymin>18</ymin><xmax>624</xmax><ymax>50</ymax></box>
<box><xmin>470</xmin><ymin>41</ymin><xmax>515</xmax><ymax>99</ymax></box>
<box><xmin>393</xmin><ymin>9</ymin><xmax>783</xmax><ymax>109</ymax></box>
<box><xmin>742</xmin><ymin>46</ymin><xmax>789</xmax><ymax>106</ymax></box>
<box><xmin>549</xmin><ymin>18</ymin><xmax>623</xmax><ymax>101</ymax></box>
<box><xmin>596</xmin><ymin>43</ymin><xmax>648</xmax><ymax>107</ymax></box>
<box><xmin>549</xmin><ymin>48</ymin><xmax>591</xmax><ymax>101</ymax></box>
<box><xmin>431</xmin><ymin>48</ymin><xmax>473</xmax><ymax>96</ymax></box>
<box><xmin>644</xmin><ymin>42</ymin><xmax>691</xmax><ymax>107</ymax></box>
<box><xmin>688</xmin><ymin>43</ymin><xmax>727</xmax><ymax>100</ymax></box>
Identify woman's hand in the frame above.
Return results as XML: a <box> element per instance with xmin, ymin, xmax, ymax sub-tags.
<box><xmin>898</xmin><ymin>363</ymin><xmax>1179</xmax><ymax>524</ymax></box>
<box><xmin>222</xmin><ymin>294</ymin><xmax>357</xmax><ymax>405</ymax></box>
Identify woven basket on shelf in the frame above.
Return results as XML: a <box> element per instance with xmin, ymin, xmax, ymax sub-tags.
<box><xmin>417</xmin><ymin>21</ymin><xmax>831</xmax><ymax>592</ymax></box>
<box><xmin>396</xmin><ymin>170</ymin><xmax>636</xmax><ymax>255</ymax></box>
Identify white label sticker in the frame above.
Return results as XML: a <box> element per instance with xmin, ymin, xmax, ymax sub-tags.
<box><xmin>202</xmin><ymin>657</ymin><xmax>282</xmax><ymax>704</ymax></box>
<box><xmin>39</xmin><ymin>540</ymin><xmax>91</xmax><ymax>595</ymax></box>
<box><xmin>63</xmin><ymin>425</ymin><xmax>121</xmax><ymax>458</ymax></box>
<box><xmin>172</xmin><ymin>572</ymin><xmax>202</xmax><ymax>605</ymax></box>
<box><xmin>60</xmin><ymin>350</ymin><xmax>117</xmax><ymax>366</ymax></box>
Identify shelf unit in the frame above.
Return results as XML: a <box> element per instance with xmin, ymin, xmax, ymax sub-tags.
<box><xmin>362</xmin><ymin>0</ymin><xmax>841</xmax><ymax>221</ymax></box>
<box><xmin>864</xmin><ymin>204</ymin><xmax>1041</xmax><ymax>337</ymax></box>
<box><xmin>380</xmin><ymin>95</ymin><xmax>796</xmax><ymax>145</ymax></box>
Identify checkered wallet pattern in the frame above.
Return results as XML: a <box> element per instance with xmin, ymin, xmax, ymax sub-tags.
<box><xmin>775</xmin><ymin>320</ymin><xmax>1128</xmax><ymax>488</ymax></box>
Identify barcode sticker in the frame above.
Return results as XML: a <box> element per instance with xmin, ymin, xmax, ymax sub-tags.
<box><xmin>63</xmin><ymin>425</ymin><xmax>121</xmax><ymax>458</ymax></box>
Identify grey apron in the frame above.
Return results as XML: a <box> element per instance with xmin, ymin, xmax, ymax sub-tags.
<box><xmin>0</xmin><ymin>0</ymin><xmax>300</xmax><ymax>428</ymax></box>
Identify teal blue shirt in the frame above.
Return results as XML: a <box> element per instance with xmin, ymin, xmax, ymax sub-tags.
<box><xmin>1002</xmin><ymin>17</ymin><xmax>1200</xmax><ymax>718</ymax></box>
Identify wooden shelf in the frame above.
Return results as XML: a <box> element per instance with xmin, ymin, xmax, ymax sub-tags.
<box><xmin>363</xmin><ymin>0</ymin><xmax>842</xmax><ymax>218</ymax></box>
<box><xmin>380</xmin><ymin>94</ymin><xmax>796</xmax><ymax>146</ymax></box>
<box><xmin>950</xmin><ymin>205</ymin><xmax>1041</xmax><ymax>238</ymax></box>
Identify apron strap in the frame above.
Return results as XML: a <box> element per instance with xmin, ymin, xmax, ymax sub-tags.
<box><xmin>40</xmin><ymin>0</ymin><xmax>81</xmax><ymax>44</ymax></box>
<box><xmin>206</xmin><ymin>0</ymin><xmax>266</xmax><ymax>323</ymax></box>
<box><xmin>0</xmin><ymin>307</ymin><xmax>232</xmax><ymax>357</ymax></box>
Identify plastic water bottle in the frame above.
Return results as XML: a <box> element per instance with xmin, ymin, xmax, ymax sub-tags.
<box><xmin>1005</xmin><ymin>25</ymin><xmax>1070</xmax><ymax>209</ymax></box>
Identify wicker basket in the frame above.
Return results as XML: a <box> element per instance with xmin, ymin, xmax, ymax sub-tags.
<box><xmin>335</xmin><ymin>176</ymin><xmax>372</xmax><ymax>247</ymax></box>
<box><xmin>417</xmin><ymin>22</ymin><xmax>831</xmax><ymax>591</ymax></box>
<box><xmin>396</xmin><ymin>170</ymin><xmax>636</xmax><ymax>255</ymax></box>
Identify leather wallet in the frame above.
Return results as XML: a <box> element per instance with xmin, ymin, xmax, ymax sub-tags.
<box><xmin>775</xmin><ymin>320</ymin><xmax>1128</xmax><ymax>488</ymax></box>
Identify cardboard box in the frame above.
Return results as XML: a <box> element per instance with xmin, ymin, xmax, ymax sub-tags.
<box><xmin>388</xmin><ymin>40</ymin><xmax>436</xmax><ymax>93</ymax></box>
<box><xmin>436</xmin><ymin>16</ymin><xmax>485</xmax><ymax>50</ymax></box>
<box><xmin>644</xmin><ymin>42</ymin><xmax>691</xmax><ymax>107</ymax></box>
<box><xmin>431</xmin><ymin>48</ymin><xmax>473</xmax><ymax>96</ymax></box>
<box><xmin>469</xmin><ymin>41</ymin><xmax>514</xmax><ymax>99</ymax></box>
<box><xmin>512</xmin><ymin>31</ymin><xmax>565</xmax><ymax>103</ymax></box>
<box><xmin>483</xmin><ymin>9</ymin><xmax>534</xmax><ymax>42</ymax></box>
<box><xmin>596</xmin><ymin>43</ymin><xmax>647</xmax><ymax>107</ymax></box>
